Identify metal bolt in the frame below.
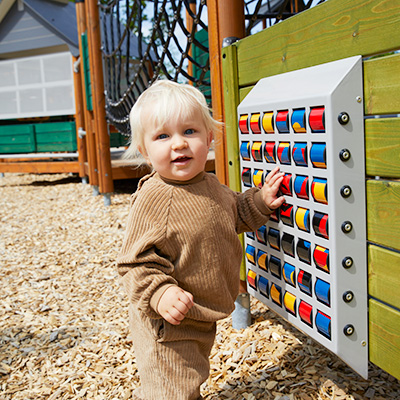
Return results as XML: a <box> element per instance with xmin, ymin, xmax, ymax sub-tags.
<box><xmin>340</xmin><ymin>185</ymin><xmax>352</xmax><ymax>198</ymax></box>
<box><xmin>341</xmin><ymin>221</ymin><xmax>353</xmax><ymax>233</ymax></box>
<box><xmin>356</xmin><ymin>96</ymin><xmax>362</xmax><ymax>103</ymax></box>
<box><xmin>343</xmin><ymin>324</ymin><xmax>354</xmax><ymax>336</ymax></box>
<box><xmin>361</xmin><ymin>340</ymin><xmax>367</xmax><ymax>347</ymax></box>
<box><xmin>339</xmin><ymin>148</ymin><xmax>351</xmax><ymax>162</ymax></box>
<box><xmin>338</xmin><ymin>112</ymin><xmax>350</xmax><ymax>125</ymax></box>
<box><xmin>342</xmin><ymin>256</ymin><xmax>353</xmax><ymax>269</ymax></box>
<box><xmin>343</xmin><ymin>291</ymin><xmax>354</xmax><ymax>303</ymax></box>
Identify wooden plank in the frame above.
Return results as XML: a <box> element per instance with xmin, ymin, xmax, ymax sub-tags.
<box><xmin>369</xmin><ymin>299</ymin><xmax>400</xmax><ymax>380</ymax></box>
<box><xmin>366</xmin><ymin>179</ymin><xmax>400</xmax><ymax>251</ymax></box>
<box><xmin>365</xmin><ymin>117</ymin><xmax>400</xmax><ymax>178</ymax></box>
<box><xmin>222</xmin><ymin>44</ymin><xmax>241</xmax><ymax>193</ymax></box>
<box><xmin>363</xmin><ymin>53</ymin><xmax>400</xmax><ymax>115</ymax></box>
<box><xmin>368</xmin><ymin>244</ymin><xmax>400</xmax><ymax>310</ymax></box>
<box><xmin>222</xmin><ymin>43</ymin><xmax>247</xmax><ymax>283</ymax></box>
<box><xmin>0</xmin><ymin>161</ymin><xmax>79</xmax><ymax>174</ymax></box>
<box><xmin>236</xmin><ymin>0</ymin><xmax>400</xmax><ymax>87</ymax></box>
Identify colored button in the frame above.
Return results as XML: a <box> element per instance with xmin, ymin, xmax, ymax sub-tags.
<box><xmin>284</xmin><ymin>291</ymin><xmax>297</xmax><ymax>315</ymax></box>
<box><xmin>309</xmin><ymin>107</ymin><xmax>325</xmax><ymax>133</ymax></box>
<box><xmin>245</xmin><ymin>244</ymin><xmax>255</xmax><ymax>265</ymax></box>
<box><xmin>257</xmin><ymin>250</ymin><xmax>268</xmax><ymax>271</ymax></box>
<box><xmin>251</xmin><ymin>141</ymin><xmax>263</xmax><ymax>162</ymax></box>
<box><xmin>240</xmin><ymin>141</ymin><xmax>250</xmax><ymax>161</ymax></box>
<box><xmin>250</xmin><ymin>113</ymin><xmax>261</xmax><ymax>134</ymax></box>
<box><xmin>283</xmin><ymin>262</ymin><xmax>296</xmax><ymax>286</ymax></box>
<box><xmin>292</xmin><ymin>142</ymin><xmax>308</xmax><ymax>166</ymax></box>
<box><xmin>276</xmin><ymin>110</ymin><xmax>290</xmax><ymax>133</ymax></box>
<box><xmin>262</xmin><ymin>111</ymin><xmax>275</xmax><ymax>133</ymax></box>
<box><xmin>294</xmin><ymin>175</ymin><xmax>309</xmax><ymax>200</ymax></box>
<box><xmin>311</xmin><ymin>178</ymin><xmax>328</xmax><ymax>204</ymax></box>
<box><xmin>291</xmin><ymin>109</ymin><xmax>307</xmax><ymax>133</ymax></box>
<box><xmin>239</xmin><ymin>114</ymin><xmax>249</xmax><ymax>134</ymax></box>
<box><xmin>298</xmin><ymin>269</ymin><xmax>312</xmax><ymax>296</ymax></box>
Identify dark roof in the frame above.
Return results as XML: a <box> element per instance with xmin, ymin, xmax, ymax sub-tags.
<box><xmin>24</xmin><ymin>0</ymin><xmax>79</xmax><ymax>56</ymax></box>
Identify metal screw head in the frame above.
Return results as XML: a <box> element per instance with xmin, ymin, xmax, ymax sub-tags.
<box><xmin>339</xmin><ymin>148</ymin><xmax>351</xmax><ymax>162</ymax></box>
<box><xmin>344</xmin><ymin>324</ymin><xmax>354</xmax><ymax>336</ymax></box>
<box><xmin>340</xmin><ymin>185</ymin><xmax>352</xmax><ymax>198</ymax></box>
<box><xmin>342</xmin><ymin>256</ymin><xmax>353</xmax><ymax>269</ymax></box>
<box><xmin>343</xmin><ymin>291</ymin><xmax>354</xmax><ymax>303</ymax></box>
<box><xmin>361</xmin><ymin>340</ymin><xmax>367</xmax><ymax>347</ymax></box>
<box><xmin>338</xmin><ymin>112</ymin><xmax>350</xmax><ymax>125</ymax></box>
<box><xmin>356</xmin><ymin>96</ymin><xmax>362</xmax><ymax>103</ymax></box>
<box><xmin>342</xmin><ymin>221</ymin><xmax>353</xmax><ymax>233</ymax></box>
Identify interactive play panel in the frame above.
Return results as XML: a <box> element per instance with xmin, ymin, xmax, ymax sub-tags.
<box><xmin>238</xmin><ymin>56</ymin><xmax>368</xmax><ymax>378</ymax></box>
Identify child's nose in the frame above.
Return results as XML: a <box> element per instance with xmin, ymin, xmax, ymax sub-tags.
<box><xmin>171</xmin><ymin>134</ymin><xmax>188</xmax><ymax>150</ymax></box>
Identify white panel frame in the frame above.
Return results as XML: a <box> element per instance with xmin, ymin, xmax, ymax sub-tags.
<box><xmin>0</xmin><ymin>51</ymin><xmax>75</xmax><ymax>120</ymax></box>
<box><xmin>238</xmin><ymin>56</ymin><xmax>368</xmax><ymax>378</ymax></box>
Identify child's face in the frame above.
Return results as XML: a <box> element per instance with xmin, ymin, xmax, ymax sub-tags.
<box><xmin>139</xmin><ymin>107</ymin><xmax>213</xmax><ymax>182</ymax></box>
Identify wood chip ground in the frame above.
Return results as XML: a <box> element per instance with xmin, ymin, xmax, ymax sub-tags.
<box><xmin>1</xmin><ymin>173</ymin><xmax>399</xmax><ymax>400</ymax></box>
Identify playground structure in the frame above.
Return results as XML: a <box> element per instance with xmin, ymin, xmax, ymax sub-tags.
<box><xmin>0</xmin><ymin>0</ymin><xmax>398</xmax><ymax>383</ymax></box>
<box><xmin>222</xmin><ymin>0</ymin><xmax>400</xmax><ymax>380</ymax></box>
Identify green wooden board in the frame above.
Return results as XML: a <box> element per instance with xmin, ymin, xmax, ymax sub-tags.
<box><xmin>367</xmin><ymin>179</ymin><xmax>400</xmax><ymax>251</ymax></box>
<box><xmin>369</xmin><ymin>299</ymin><xmax>400</xmax><ymax>380</ymax></box>
<box><xmin>34</xmin><ymin>122</ymin><xmax>77</xmax><ymax>152</ymax></box>
<box><xmin>81</xmin><ymin>32</ymin><xmax>93</xmax><ymax>112</ymax></box>
<box><xmin>236</xmin><ymin>0</ymin><xmax>400</xmax><ymax>88</ymax></box>
<box><xmin>368</xmin><ymin>245</ymin><xmax>400</xmax><ymax>310</ymax></box>
<box><xmin>364</xmin><ymin>53</ymin><xmax>400</xmax><ymax>115</ymax></box>
<box><xmin>0</xmin><ymin>124</ymin><xmax>36</xmax><ymax>154</ymax></box>
<box><xmin>365</xmin><ymin>117</ymin><xmax>400</xmax><ymax>178</ymax></box>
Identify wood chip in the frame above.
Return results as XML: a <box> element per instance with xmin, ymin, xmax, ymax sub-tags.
<box><xmin>1</xmin><ymin>173</ymin><xmax>400</xmax><ymax>399</ymax></box>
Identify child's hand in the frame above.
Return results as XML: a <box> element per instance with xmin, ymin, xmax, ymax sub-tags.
<box><xmin>157</xmin><ymin>286</ymin><xmax>194</xmax><ymax>325</ymax></box>
<box><xmin>261</xmin><ymin>166</ymin><xmax>286</xmax><ymax>210</ymax></box>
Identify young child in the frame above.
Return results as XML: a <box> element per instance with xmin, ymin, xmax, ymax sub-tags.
<box><xmin>117</xmin><ymin>80</ymin><xmax>285</xmax><ymax>400</ymax></box>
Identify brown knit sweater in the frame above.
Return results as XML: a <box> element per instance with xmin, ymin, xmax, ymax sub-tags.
<box><xmin>117</xmin><ymin>171</ymin><xmax>272</xmax><ymax>323</ymax></box>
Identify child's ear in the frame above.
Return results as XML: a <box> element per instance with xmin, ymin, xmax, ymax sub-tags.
<box><xmin>207</xmin><ymin>131</ymin><xmax>213</xmax><ymax>147</ymax></box>
<box><xmin>138</xmin><ymin>146</ymin><xmax>151</xmax><ymax>165</ymax></box>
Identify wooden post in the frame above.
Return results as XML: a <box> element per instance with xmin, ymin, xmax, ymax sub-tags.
<box><xmin>186</xmin><ymin>0</ymin><xmax>197</xmax><ymax>83</ymax></box>
<box><xmin>75</xmin><ymin>0</ymin><xmax>99</xmax><ymax>187</ymax></box>
<box><xmin>208</xmin><ymin>1</ymin><xmax>246</xmax><ymax>303</ymax></box>
<box><xmin>207</xmin><ymin>0</ymin><xmax>245</xmax><ymax>185</ymax></box>
<box><xmin>85</xmin><ymin>0</ymin><xmax>114</xmax><ymax>195</ymax></box>
<box><xmin>72</xmin><ymin>54</ymin><xmax>87</xmax><ymax>179</ymax></box>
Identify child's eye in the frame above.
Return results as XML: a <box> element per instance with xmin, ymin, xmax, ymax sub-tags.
<box><xmin>156</xmin><ymin>133</ymin><xmax>169</xmax><ymax>140</ymax></box>
<box><xmin>184</xmin><ymin>128</ymin><xmax>195</xmax><ymax>135</ymax></box>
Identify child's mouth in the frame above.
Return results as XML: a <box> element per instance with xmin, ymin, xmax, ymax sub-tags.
<box><xmin>172</xmin><ymin>156</ymin><xmax>191</xmax><ymax>164</ymax></box>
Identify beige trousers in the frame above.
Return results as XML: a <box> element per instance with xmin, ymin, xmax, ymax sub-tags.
<box><xmin>129</xmin><ymin>305</ymin><xmax>216</xmax><ymax>400</ymax></box>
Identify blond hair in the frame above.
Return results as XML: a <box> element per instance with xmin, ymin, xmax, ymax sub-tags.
<box><xmin>123</xmin><ymin>80</ymin><xmax>220</xmax><ymax>160</ymax></box>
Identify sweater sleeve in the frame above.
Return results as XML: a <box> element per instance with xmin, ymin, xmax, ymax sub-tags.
<box><xmin>116</xmin><ymin>182</ymin><xmax>178</xmax><ymax>319</ymax></box>
<box><xmin>235</xmin><ymin>187</ymin><xmax>273</xmax><ymax>234</ymax></box>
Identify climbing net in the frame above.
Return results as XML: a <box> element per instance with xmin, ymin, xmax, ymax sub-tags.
<box><xmin>99</xmin><ymin>0</ymin><xmax>319</xmax><ymax>135</ymax></box>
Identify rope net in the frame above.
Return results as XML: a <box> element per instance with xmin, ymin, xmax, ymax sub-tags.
<box><xmin>99</xmin><ymin>0</ymin><xmax>320</xmax><ymax>135</ymax></box>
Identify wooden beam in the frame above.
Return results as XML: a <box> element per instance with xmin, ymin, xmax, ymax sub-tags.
<box><xmin>369</xmin><ymin>244</ymin><xmax>400</xmax><ymax>310</ymax></box>
<box><xmin>367</xmin><ymin>179</ymin><xmax>400</xmax><ymax>251</ymax></box>
<box><xmin>85</xmin><ymin>0</ymin><xmax>114</xmax><ymax>194</ymax></box>
<box><xmin>236</xmin><ymin>0</ymin><xmax>400</xmax><ymax>88</ymax></box>
<box><xmin>364</xmin><ymin>53</ymin><xmax>400</xmax><ymax>116</ymax></box>
<box><xmin>207</xmin><ymin>0</ymin><xmax>245</xmax><ymax>186</ymax></box>
<box><xmin>365</xmin><ymin>117</ymin><xmax>400</xmax><ymax>178</ymax></box>
<box><xmin>369</xmin><ymin>299</ymin><xmax>400</xmax><ymax>380</ymax></box>
<box><xmin>76</xmin><ymin>0</ymin><xmax>99</xmax><ymax>187</ymax></box>
<box><xmin>0</xmin><ymin>161</ymin><xmax>80</xmax><ymax>174</ymax></box>
<box><xmin>72</xmin><ymin>54</ymin><xmax>87</xmax><ymax>178</ymax></box>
